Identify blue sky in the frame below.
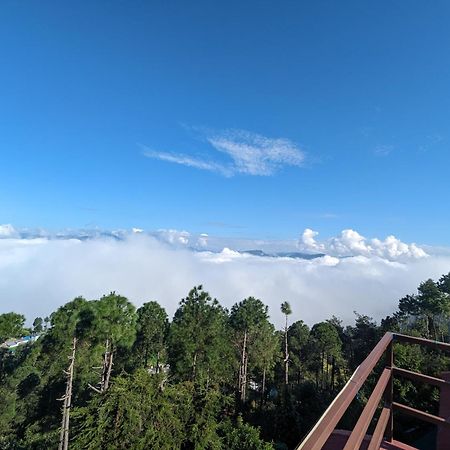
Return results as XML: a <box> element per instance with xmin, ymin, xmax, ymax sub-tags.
<box><xmin>1</xmin><ymin>1</ymin><xmax>449</xmax><ymax>245</ymax></box>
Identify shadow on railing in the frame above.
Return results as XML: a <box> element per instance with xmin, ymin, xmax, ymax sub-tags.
<box><xmin>296</xmin><ymin>332</ymin><xmax>450</xmax><ymax>450</ymax></box>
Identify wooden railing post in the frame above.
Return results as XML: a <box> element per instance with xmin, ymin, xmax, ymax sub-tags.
<box><xmin>385</xmin><ymin>341</ymin><xmax>394</xmax><ymax>442</ymax></box>
<box><xmin>437</xmin><ymin>371</ymin><xmax>450</xmax><ymax>450</ymax></box>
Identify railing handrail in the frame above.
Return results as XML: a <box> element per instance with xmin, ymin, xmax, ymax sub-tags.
<box><xmin>394</xmin><ymin>333</ymin><xmax>450</xmax><ymax>353</ymax></box>
<box><xmin>296</xmin><ymin>332</ymin><xmax>393</xmax><ymax>450</ymax></box>
<box><xmin>296</xmin><ymin>331</ymin><xmax>450</xmax><ymax>450</ymax></box>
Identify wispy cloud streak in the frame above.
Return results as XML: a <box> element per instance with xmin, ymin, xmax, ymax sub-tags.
<box><xmin>374</xmin><ymin>144</ymin><xmax>394</xmax><ymax>157</ymax></box>
<box><xmin>142</xmin><ymin>149</ymin><xmax>233</xmax><ymax>176</ymax></box>
<box><xmin>207</xmin><ymin>129</ymin><xmax>305</xmax><ymax>175</ymax></box>
<box><xmin>142</xmin><ymin>128</ymin><xmax>306</xmax><ymax>177</ymax></box>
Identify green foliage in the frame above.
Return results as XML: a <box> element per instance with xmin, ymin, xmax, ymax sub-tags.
<box><xmin>438</xmin><ymin>273</ymin><xmax>450</xmax><ymax>295</ymax></box>
<box><xmin>230</xmin><ymin>297</ymin><xmax>277</xmax><ymax>401</ymax></box>
<box><xmin>280</xmin><ymin>302</ymin><xmax>292</xmax><ymax>317</ymax></box>
<box><xmin>219</xmin><ymin>415</ymin><xmax>274</xmax><ymax>450</ymax></box>
<box><xmin>0</xmin><ymin>293</ymin><xmax>138</xmax><ymax>447</ymax></box>
<box><xmin>72</xmin><ymin>371</ymin><xmax>239</xmax><ymax>450</ymax></box>
<box><xmin>94</xmin><ymin>292</ymin><xmax>137</xmax><ymax>348</ymax></box>
<box><xmin>398</xmin><ymin>276</ymin><xmax>450</xmax><ymax>340</ymax></box>
<box><xmin>32</xmin><ymin>317</ymin><xmax>43</xmax><ymax>334</ymax></box>
<box><xmin>229</xmin><ymin>297</ymin><xmax>274</xmax><ymax>370</ymax></box>
<box><xmin>288</xmin><ymin>320</ymin><xmax>309</xmax><ymax>382</ymax></box>
<box><xmin>169</xmin><ymin>286</ymin><xmax>233</xmax><ymax>387</ymax></box>
<box><xmin>346</xmin><ymin>312</ymin><xmax>380</xmax><ymax>368</ymax></box>
<box><xmin>134</xmin><ymin>301</ymin><xmax>168</xmax><ymax>368</ymax></box>
<box><xmin>310</xmin><ymin>322</ymin><xmax>341</xmax><ymax>356</ymax></box>
<box><xmin>72</xmin><ymin>370</ymin><xmax>185</xmax><ymax>450</ymax></box>
<box><xmin>230</xmin><ymin>297</ymin><xmax>276</xmax><ymax>375</ymax></box>
<box><xmin>308</xmin><ymin>322</ymin><xmax>342</xmax><ymax>390</ymax></box>
<box><xmin>230</xmin><ymin>297</ymin><xmax>269</xmax><ymax>332</ymax></box>
<box><xmin>0</xmin><ymin>312</ymin><xmax>27</xmax><ymax>342</ymax></box>
<box><xmin>49</xmin><ymin>296</ymin><xmax>90</xmax><ymax>342</ymax></box>
<box><xmin>251</xmin><ymin>321</ymin><xmax>279</xmax><ymax>376</ymax></box>
<box><xmin>0</xmin><ymin>385</ymin><xmax>15</xmax><ymax>440</ymax></box>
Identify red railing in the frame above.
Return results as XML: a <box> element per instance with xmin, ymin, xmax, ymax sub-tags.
<box><xmin>296</xmin><ymin>332</ymin><xmax>450</xmax><ymax>450</ymax></box>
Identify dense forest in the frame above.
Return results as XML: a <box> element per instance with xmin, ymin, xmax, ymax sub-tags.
<box><xmin>1</xmin><ymin>272</ymin><xmax>450</xmax><ymax>449</ymax></box>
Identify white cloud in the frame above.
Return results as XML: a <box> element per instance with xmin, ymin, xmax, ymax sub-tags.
<box><xmin>374</xmin><ymin>144</ymin><xmax>394</xmax><ymax>157</ymax></box>
<box><xmin>156</xmin><ymin>229</ymin><xmax>191</xmax><ymax>246</ymax></box>
<box><xmin>0</xmin><ymin>224</ymin><xmax>18</xmax><ymax>238</ymax></box>
<box><xmin>207</xmin><ymin>129</ymin><xmax>305</xmax><ymax>176</ymax></box>
<box><xmin>0</xmin><ymin>229</ymin><xmax>448</xmax><ymax>328</ymax></box>
<box><xmin>299</xmin><ymin>228</ymin><xmax>428</xmax><ymax>261</ymax></box>
<box><xmin>142</xmin><ymin>149</ymin><xmax>233</xmax><ymax>177</ymax></box>
<box><xmin>142</xmin><ymin>129</ymin><xmax>305</xmax><ymax>177</ymax></box>
<box><xmin>197</xmin><ymin>233</ymin><xmax>209</xmax><ymax>248</ymax></box>
<box><xmin>300</xmin><ymin>229</ymin><xmax>324</xmax><ymax>252</ymax></box>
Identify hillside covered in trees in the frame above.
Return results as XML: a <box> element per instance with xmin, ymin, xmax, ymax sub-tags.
<box><xmin>1</xmin><ymin>272</ymin><xmax>450</xmax><ymax>449</ymax></box>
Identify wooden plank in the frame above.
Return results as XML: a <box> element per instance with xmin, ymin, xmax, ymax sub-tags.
<box><xmin>343</xmin><ymin>368</ymin><xmax>391</xmax><ymax>450</ymax></box>
<box><xmin>296</xmin><ymin>332</ymin><xmax>393</xmax><ymax>450</ymax></box>
<box><xmin>385</xmin><ymin>342</ymin><xmax>394</xmax><ymax>442</ymax></box>
<box><xmin>393</xmin><ymin>402</ymin><xmax>450</xmax><ymax>428</ymax></box>
<box><xmin>367</xmin><ymin>406</ymin><xmax>391</xmax><ymax>450</ymax></box>
<box><xmin>393</xmin><ymin>366</ymin><xmax>450</xmax><ymax>388</ymax></box>
<box><xmin>394</xmin><ymin>333</ymin><xmax>450</xmax><ymax>353</ymax></box>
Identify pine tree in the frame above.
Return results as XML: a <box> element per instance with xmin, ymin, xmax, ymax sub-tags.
<box><xmin>280</xmin><ymin>301</ymin><xmax>292</xmax><ymax>385</ymax></box>
<box><xmin>134</xmin><ymin>301</ymin><xmax>169</xmax><ymax>370</ymax></box>
<box><xmin>169</xmin><ymin>286</ymin><xmax>233</xmax><ymax>387</ymax></box>
<box><xmin>230</xmin><ymin>297</ymin><xmax>271</xmax><ymax>402</ymax></box>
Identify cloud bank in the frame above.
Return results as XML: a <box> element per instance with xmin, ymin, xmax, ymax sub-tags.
<box><xmin>299</xmin><ymin>228</ymin><xmax>427</xmax><ymax>261</ymax></box>
<box><xmin>143</xmin><ymin>129</ymin><xmax>305</xmax><ymax>177</ymax></box>
<box><xmin>1</xmin><ymin>225</ymin><xmax>449</xmax><ymax>328</ymax></box>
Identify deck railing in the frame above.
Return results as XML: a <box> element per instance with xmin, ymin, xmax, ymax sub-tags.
<box><xmin>296</xmin><ymin>332</ymin><xmax>450</xmax><ymax>450</ymax></box>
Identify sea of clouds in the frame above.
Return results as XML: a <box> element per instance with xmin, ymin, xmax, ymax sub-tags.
<box><xmin>0</xmin><ymin>224</ymin><xmax>449</xmax><ymax>328</ymax></box>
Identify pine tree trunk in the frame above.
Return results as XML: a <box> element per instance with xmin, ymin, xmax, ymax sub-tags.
<box><xmin>320</xmin><ymin>350</ymin><xmax>324</xmax><ymax>390</ymax></box>
<box><xmin>239</xmin><ymin>330</ymin><xmax>248</xmax><ymax>402</ymax></box>
<box><xmin>331</xmin><ymin>356</ymin><xmax>335</xmax><ymax>391</ymax></box>
<box><xmin>104</xmin><ymin>350</ymin><xmax>113</xmax><ymax>391</ymax></box>
<box><xmin>284</xmin><ymin>315</ymin><xmax>289</xmax><ymax>385</ymax></box>
<box><xmin>100</xmin><ymin>339</ymin><xmax>110</xmax><ymax>392</ymax></box>
<box><xmin>192</xmin><ymin>352</ymin><xmax>197</xmax><ymax>380</ymax></box>
<box><xmin>243</xmin><ymin>345</ymin><xmax>248</xmax><ymax>402</ymax></box>
<box><xmin>156</xmin><ymin>350</ymin><xmax>160</xmax><ymax>374</ymax></box>
<box><xmin>432</xmin><ymin>317</ymin><xmax>437</xmax><ymax>342</ymax></box>
<box><xmin>260</xmin><ymin>367</ymin><xmax>266</xmax><ymax>407</ymax></box>
<box><xmin>58</xmin><ymin>337</ymin><xmax>76</xmax><ymax>450</ymax></box>
<box><xmin>206</xmin><ymin>366</ymin><xmax>210</xmax><ymax>391</ymax></box>
<box><xmin>144</xmin><ymin>345</ymin><xmax>148</xmax><ymax>368</ymax></box>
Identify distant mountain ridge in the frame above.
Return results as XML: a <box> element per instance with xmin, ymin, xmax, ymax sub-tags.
<box><xmin>242</xmin><ymin>250</ymin><xmax>324</xmax><ymax>260</ymax></box>
<box><xmin>1</xmin><ymin>226</ymin><xmax>328</xmax><ymax>259</ymax></box>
